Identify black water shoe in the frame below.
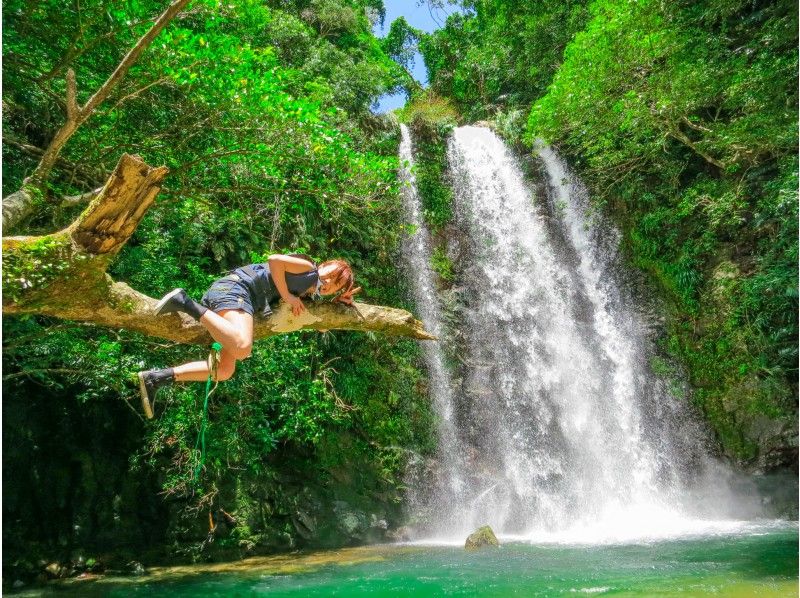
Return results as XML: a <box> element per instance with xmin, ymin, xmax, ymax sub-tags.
<box><xmin>137</xmin><ymin>368</ymin><xmax>175</xmax><ymax>419</ymax></box>
<box><xmin>153</xmin><ymin>288</ymin><xmax>207</xmax><ymax>320</ymax></box>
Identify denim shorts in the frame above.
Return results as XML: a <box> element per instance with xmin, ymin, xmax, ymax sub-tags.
<box><xmin>200</xmin><ymin>276</ymin><xmax>255</xmax><ymax>315</ymax></box>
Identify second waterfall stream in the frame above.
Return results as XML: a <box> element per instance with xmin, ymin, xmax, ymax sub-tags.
<box><xmin>398</xmin><ymin>124</ymin><xmax>764</xmax><ymax>545</ymax></box>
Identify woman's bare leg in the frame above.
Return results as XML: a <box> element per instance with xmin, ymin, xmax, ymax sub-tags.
<box><xmin>197</xmin><ymin>309</ymin><xmax>254</xmax><ymax>354</ymax></box>
<box><xmin>139</xmin><ymin>310</ymin><xmax>252</xmax><ymax>417</ymax></box>
<box><xmin>174</xmin><ymin>349</ymin><xmax>237</xmax><ymax>382</ymax></box>
<box><xmin>171</xmin><ymin>310</ymin><xmax>253</xmax><ymax>381</ymax></box>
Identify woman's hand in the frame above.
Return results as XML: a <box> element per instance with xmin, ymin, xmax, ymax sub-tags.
<box><xmin>287</xmin><ymin>295</ymin><xmax>306</xmax><ymax>316</ymax></box>
<box><xmin>336</xmin><ymin>286</ymin><xmax>362</xmax><ymax>306</ymax></box>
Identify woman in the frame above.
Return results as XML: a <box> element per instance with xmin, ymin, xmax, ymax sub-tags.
<box><xmin>137</xmin><ymin>254</ymin><xmax>359</xmax><ymax>419</ymax></box>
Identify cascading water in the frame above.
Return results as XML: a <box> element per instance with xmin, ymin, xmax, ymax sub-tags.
<box><xmin>398</xmin><ymin>125</ymin><xmax>467</xmax><ymax>525</ymax></box>
<box><xmin>400</xmin><ymin>125</ymin><xmax>764</xmax><ymax>545</ymax></box>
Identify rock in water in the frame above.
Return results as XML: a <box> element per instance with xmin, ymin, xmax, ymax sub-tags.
<box><xmin>464</xmin><ymin>525</ymin><xmax>500</xmax><ymax>550</ymax></box>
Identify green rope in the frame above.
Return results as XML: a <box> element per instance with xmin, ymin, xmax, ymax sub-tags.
<box><xmin>194</xmin><ymin>342</ymin><xmax>223</xmax><ymax>484</ymax></box>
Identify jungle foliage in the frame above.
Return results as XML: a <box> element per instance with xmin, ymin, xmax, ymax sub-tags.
<box><xmin>419</xmin><ymin>0</ymin><xmax>798</xmax><ymax>464</ymax></box>
<box><xmin>3</xmin><ymin>0</ymin><xmax>434</xmax><ymax>571</ymax></box>
<box><xmin>400</xmin><ymin>91</ymin><xmax>459</xmax><ymax>232</ymax></box>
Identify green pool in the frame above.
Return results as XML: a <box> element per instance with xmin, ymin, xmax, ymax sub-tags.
<box><xmin>25</xmin><ymin>523</ymin><xmax>799</xmax><ymax>597</ymax></box>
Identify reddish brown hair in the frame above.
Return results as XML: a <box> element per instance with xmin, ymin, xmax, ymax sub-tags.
<box><xmin>319</xmin><ymin>259</ymin><xmax>354</xmax><ymax>301</ymax></box>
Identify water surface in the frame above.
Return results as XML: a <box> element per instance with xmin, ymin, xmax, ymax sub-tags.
<box><xmin>31</xmin><ymin>525</ymin><xmax>798</xmax><ymax>597</ymax></box>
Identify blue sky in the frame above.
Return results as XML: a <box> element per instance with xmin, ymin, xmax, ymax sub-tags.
<box><xmin>371</xmin><ymin>0</ymin><xmax>460</xmax><ymax>113</ymax></box>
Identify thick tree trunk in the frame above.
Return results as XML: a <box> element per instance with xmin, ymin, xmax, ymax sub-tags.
<box><xmin>2</xmin><ymin>154</ymin><xmax>435</xmax><ymax>343</ymax></box>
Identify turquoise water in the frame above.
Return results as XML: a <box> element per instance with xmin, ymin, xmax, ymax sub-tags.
<box><xmin>35</xmin><ymin>526</ymin><xmax>798</xmax><ymax>597</ymax></box>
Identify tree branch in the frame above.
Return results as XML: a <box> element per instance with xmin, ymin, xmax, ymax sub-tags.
<box><xmin>79</xmin><ymin>0</ymin><xmax>191</xmax><ymax>118</ymax></box>
<box><xmin>680</xmin><ymin>116</ymin><xmax>712</xmax><ymax>134</ymax></box>
<box><xmin>60</xmin><ymin>188</ymin><xmax>103</xmax><ymax>207</ymax></box>
<box><xmin>2</xmin><ymin>154</ymin><xmax>435</xmax><ymax>344</ymax></box>
<box><xmin>108</xmin><ymin>76</ymin><xmax>174</xmax><ymax>112</ymax></box>
<box><xmin>3</xmin><ymin>134</ymin><xmax>108</xmax><ymax>185</ymax></box>
<box><xmin>65</xmin><ymin>68</ymin><xmax>79</xmax><ymax>122</ymax></box>
<box><xmin>666</xmin><ymin>127</ymin><xmax>727</xmax><ymax>170</ymax></box>
<box><xmin>37</xmin><ymin>17</ymin><xmax>157</xmax><ymax>84</ymax></box>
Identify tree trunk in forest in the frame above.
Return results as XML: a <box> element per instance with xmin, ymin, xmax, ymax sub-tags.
<box><xmin>2</xmin><ymin>154</ymin><xmax>435</xmax><ymax>343</ymax></box>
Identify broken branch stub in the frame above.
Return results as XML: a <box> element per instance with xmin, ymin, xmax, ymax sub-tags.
<box><xmin>69</xmin><ymin>153</ymin><xmax>169</xmax><ymax>254</ymax></box>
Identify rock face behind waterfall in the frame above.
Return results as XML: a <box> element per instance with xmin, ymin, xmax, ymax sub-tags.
<box><xmin>465</xmin><ymin>526</ymin><xmax>500</xmax><ymax>550</ymax></box>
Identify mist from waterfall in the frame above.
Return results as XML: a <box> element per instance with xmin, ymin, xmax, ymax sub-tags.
<box><xmin>400</xmin><ymin>125</ymin><xmax>764</xmax><ymax>545</ymax></box>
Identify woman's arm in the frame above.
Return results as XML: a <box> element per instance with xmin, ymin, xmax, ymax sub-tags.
<box><xmin>267</xmin><ymin>254</ymin><xmax>314</xmax><ymax>316</ymax></box>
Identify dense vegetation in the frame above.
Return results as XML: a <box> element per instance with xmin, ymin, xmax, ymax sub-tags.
<box><xmin>3</xmin><ymin>0</ymin><xmax>435</xmax><ymax>579</ymax></box>
<box><xmin>3</xmin><ymin>0</ymin><xmax>797</xmax><ymax>586</ymax></box>
<box><xmin>400</xmin><ymin>91</ymin><xmax>458</xmax><ymax>232</ymax></box>
<box><xmin>419</xmin><ymin>0</ymin><xmax>798</xmax><ymax>467</ymax></box>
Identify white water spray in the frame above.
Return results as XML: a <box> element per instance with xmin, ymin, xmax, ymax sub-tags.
<box><xmin>398</xmin><ymin>125</ymin><xmax>467</xmax><ymax>526</ymax></box>
<box><xmin>401</xmin><ymin>125</ymin><xmax>765</xmax><ymax>544</ymax></box>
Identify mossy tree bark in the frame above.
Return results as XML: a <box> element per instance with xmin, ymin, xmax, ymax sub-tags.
<box><xmin>3</xmin><ymin>154</ymin><xmax>435</xmax><ymax>344</ymax></box>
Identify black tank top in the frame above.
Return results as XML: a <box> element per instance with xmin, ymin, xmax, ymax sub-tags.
<box><xmin>233</xmin><ymin>263</ymin><xmax>319</xmax><ymax>316</ymax></box>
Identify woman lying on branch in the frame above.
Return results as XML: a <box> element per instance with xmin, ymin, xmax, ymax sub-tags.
<box><xmin>137</xmin><ymin>254</ymin><xmax>360</xmax><ymax>419</ymax></box>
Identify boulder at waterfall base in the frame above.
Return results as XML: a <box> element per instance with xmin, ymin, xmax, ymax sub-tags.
<box><xmin>465</xmin><ymin>526</ymin><xmax>500</xmax><ymax>550</ymax></box>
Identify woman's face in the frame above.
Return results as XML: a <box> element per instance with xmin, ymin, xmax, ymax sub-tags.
<box><xmin>318</xmin><ymin>263</ymin><xmax>345</xmax><ymax>296</ymax></box>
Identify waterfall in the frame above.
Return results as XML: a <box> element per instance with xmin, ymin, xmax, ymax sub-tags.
<box><xmin>400</xmin><ymin>125</ymin><xmax>761</xmax><ymax>545</ymax></box>
<box><xmin>398</xmin><ymin>125</ymin><xmax>468</xmax><ymax>529</ymax></box>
